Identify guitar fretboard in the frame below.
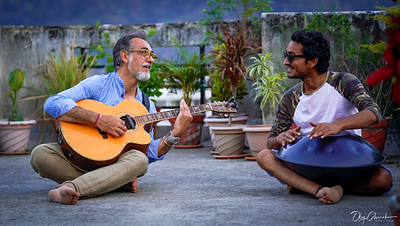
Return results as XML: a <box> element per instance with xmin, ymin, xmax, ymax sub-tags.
<box><xmin>134</xmin><ymin>103</ymin><xmax>214</xmax><ymax>125</ymax></box>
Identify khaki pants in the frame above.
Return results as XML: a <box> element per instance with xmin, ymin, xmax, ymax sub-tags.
<box><xmin>30</xmin><ymin>143</ymin><xmax>148</xmax><ymax>198</ymax></box>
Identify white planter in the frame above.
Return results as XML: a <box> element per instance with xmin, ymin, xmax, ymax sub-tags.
<box><xmin>210</xmin><ymin>126</ymin><xmax>246</xmax><ymax>156</ymax></box>
<box><xmin>0</xmin><ymin>119</ymin><xmax>36</xmax><ymax>153</ymax></box>
<box><xmin>204</xmin><ymin>114</ymin><xmax>248</xmax><ymax>149</ymax></box>
<box><xmin>242</xmin><ymin>124</ymin><xmax>272</xmax><ymax>157</ymax></box>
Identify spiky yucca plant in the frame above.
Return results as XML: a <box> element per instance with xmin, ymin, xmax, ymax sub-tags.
<box><xmin>42</xmin><ymin>45</ymin><xmax>95</xmax><ymax>96</ymax></box>
<box><xmin>24</xmin><ymin>43</ymin><xmax>95</xmax><ymax>120</ymax></box>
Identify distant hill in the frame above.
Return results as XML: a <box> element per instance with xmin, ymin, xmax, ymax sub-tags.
<box><xmin>0</xmin><ymin>0</ymin><xmax>396</xmax><ymax>26</ymax></box>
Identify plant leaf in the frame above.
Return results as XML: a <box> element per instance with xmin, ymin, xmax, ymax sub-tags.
<box><xmin>9</xmin><ymin>69</ymin><xmax>25</xmax><ymax>93</ymax></box>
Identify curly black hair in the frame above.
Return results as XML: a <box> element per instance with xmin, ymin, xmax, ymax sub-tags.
<box><xmin>291</xmin><ymin>30</ymin><xmax>330</xmax><ymax>74</ymax></box>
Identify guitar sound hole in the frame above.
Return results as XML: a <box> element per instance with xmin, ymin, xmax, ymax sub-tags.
<box><xmin>120</xmin><ymin>115</ymin><xmax>136</xmax><ymax>130</ymax></box>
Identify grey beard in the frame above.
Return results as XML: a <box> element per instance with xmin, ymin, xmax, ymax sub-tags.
<box><xmin>133</xmin><ymin>70</ymin><xmax>150</xmax><ymax>81</ymax></box>
<box><xmin>128</xmin><ymin>54</ymin><xmax>151</xmax><ymax>81</ymax></box>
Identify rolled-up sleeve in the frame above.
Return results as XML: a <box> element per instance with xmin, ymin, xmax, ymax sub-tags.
<box><xmin>44</xmin><ymin>82</ymin><xmax>89</xmax><ymax>118</ymax></box>
<box><xmin>44</xmin><ymin>75</ymin><xmax>108</xmax><ymax>118</ymax></box>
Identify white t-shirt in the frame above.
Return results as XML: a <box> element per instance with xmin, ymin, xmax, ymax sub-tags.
<box><xmin>293</xmin><ymin>82</ymin><xmax>361</xmax><ymax>136</ymax></box>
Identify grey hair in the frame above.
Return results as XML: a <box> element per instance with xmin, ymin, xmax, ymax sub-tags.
<box><xmin>112</xmin><ymin>30</ymin><xmax>148</xmax><ymax>71</ymax></box>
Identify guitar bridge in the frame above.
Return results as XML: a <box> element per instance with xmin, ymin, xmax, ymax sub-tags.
<box><xmin>97</xmin><ymin>128</ymin><xmax>108</xmax><ymax>139</ymax></box>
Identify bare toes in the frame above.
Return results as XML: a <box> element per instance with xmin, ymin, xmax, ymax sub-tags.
<box><xmin>48</xmin><ymin>185</ymin><xmax>80</xmax><ymax>205</ymax></box>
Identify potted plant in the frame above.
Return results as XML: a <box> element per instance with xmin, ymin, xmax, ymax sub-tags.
<box><xmin>152</xmin><ymin>37</ymin><xmax>209</xmax><ymax>147</ymax></box>
<box><xmin>0</xmin><ymin>69</ymin><xmax>36</xmax><ymax>154</ymax></box>
<box><xmin>242</xmin><ymin>53</ymin><xmax>287</xmax><ymax>158</ymax></box>
<box><xmin>206</xmin><ymin>21</ymin><xmax>260</xmax><ymax>157</ymax></box>
<box><xmin>204</xmin><ymin>47</ymin><xmax>250</xmax><ymax>151</ymax></box>
<box><xmin>24</xmin><ymin>42</ymin><xmax>95</xmax><ymax>144</ymax></box>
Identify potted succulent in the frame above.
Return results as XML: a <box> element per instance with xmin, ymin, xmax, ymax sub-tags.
<box><xmin>206</xmin><ymin>21</ymin><xmax>260</xmax><ymax>157</ymax></box>
<box><xmin>242</xmin><ymin>53</ymin><xmax>287</xmax><ymax>158</ymax></box>
<box><xmin>0</xmin><ymin>69</ymin><xmax>36</xmax><ymax>154</ymax></box>
<box><xmin>152</xmin><ymin>37</ymin><xmax>209</xmax><ymax>147</ymax></box>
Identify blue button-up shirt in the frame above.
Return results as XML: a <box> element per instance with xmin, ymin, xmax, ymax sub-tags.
<box><xmin>44</xmin><ymin>71</ymin><xmax>163</xmax><ymax>163</ymax></box>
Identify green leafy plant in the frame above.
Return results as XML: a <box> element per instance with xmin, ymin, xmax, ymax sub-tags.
<box><xmin>210</xmin><ymin>72</ymin><xmax>248</xmax><ymax>102</ymax></box>
<box><xmin>24</xmin><ymin>43</ymin><xmax>95</xmax><ymax>120</ymax></box>
<box><xmin>8</xmin><ymin>69</ymin><xmax>26</xmax><ymax>121</ymax></box>
<box><xmin>371</xmin><ymin>5</ymin><xmax>400</xmax><ymax>30</ymax></box>
<box><xmin>208</xmin><ymin>21</ymin><xmax>260</xmax><ymax>103</ymax></box>
<box><xmin>152</xmin><ymin>37</ymin><xmax>209</xmax><ymax>107</ymax></box>
<box><xmin>199</xmin><ymin>0</ymin><xmax>273</xmax><ymax>44</ymax></box>
<box><xmin>40</xmin><ymin>45</ymin><xmax>95</xmax><ymax>97</ymax></box>
<box><xmin>246</xmin><ymin>53</ymin><xmax>287</xmax><ymax>126</ymax></box>
<box><xmin>81</xmin><ymin>21</ymin><xmax>114</xmax><ymax>73</ymax></box>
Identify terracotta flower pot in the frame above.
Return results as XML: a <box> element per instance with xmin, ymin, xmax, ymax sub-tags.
<box><xmin>0</xmin><ymin>119</ymin><xmax>36</xmax><ymax>154</ymax></box>
<box><xmin>210</xmin><ymin>126</ymin><xmax>246</xmax><ymax>156</ymax></box>
<box><xmin>169</xmin><ymin>113</ymin><xmax>205</xmax><ymax>148</ymax></box>
<box><xmin>362</xmin><ymin>117</ymin><xmax>392</xmax><ymax>152</ymax></box>
<box><xmin>243</xmin><ymin>124</ymin><xmax>272</xmax><ymax>157</ymax></box>
<box><xmin>204</xmin><ymin>113</ymin><xmax>248</xmax><ymax>149</ymax></box>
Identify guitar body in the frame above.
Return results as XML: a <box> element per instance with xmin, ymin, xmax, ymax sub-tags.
<box><xmin>57</xmin><ymin>98</ymin><xmax>237</xmax><ymax>172</ymax></box>
<box><xmin>59</xmin><ymin>99</ymin><xmax>151</xmax><ymax>172</ymax></box>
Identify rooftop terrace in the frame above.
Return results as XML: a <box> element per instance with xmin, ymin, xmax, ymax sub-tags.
<box><xmin>1</xmin><ymin>146</ymin><xmax>399</xmax><ymax>226</ymax></box>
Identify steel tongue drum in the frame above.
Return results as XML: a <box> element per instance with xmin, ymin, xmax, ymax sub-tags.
<box><xmin>276</xmin><ymin>132</ymin><xmax>386</xmax><ymax>186</ymax></box>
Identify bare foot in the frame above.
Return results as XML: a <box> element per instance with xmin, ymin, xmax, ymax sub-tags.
<box><xmin>316</xmin><ymin>185</ymin><xmax>343</xmax><ymax>205</ymax></box>
<box><xmin>115</xmin><ymin>178</ymin><xmax>139</xmax><ymax>193</ymax></box>
<box><xmin>48</xmin><ymin>185</ymin><xmax>80</xmax><ymax>205</ymax></box>
<box><xmin>131</xmin><ymin>178</ymin><xmax>138</xmax><ymax>193</ymax></box>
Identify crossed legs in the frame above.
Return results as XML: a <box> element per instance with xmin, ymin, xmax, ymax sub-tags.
<box><xmin>256</xmin><ymin>149</ymin><xmax>393</xmax><ymax>204</ymax></box>
<box><xmin>30</xmin><ymin>143</ymin><xmax>148</xmax><ymax>205</ymax></box>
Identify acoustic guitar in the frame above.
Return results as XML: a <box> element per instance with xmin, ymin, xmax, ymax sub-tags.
<box><xmin>57</xmin><ymin>99</ymin><xmax>237</xmax><ymax>172</ymax></box>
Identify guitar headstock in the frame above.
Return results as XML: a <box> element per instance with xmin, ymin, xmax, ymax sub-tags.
<box><xmin>209</xmin><ymin>102</ymin><xmax>238</xmax><ymax>113</ymax></box>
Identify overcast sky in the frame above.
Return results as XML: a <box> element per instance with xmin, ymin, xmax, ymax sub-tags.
<box><xmin>0</xmin><ymin>0</ymin><xmax>396</xmax><ymax>26</ymax></box>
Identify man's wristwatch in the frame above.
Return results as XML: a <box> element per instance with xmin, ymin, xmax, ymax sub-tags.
<box><xmin>163</xmin><ymin>131</ymin><xmax>180</xmax><ymax>147</ymax></box>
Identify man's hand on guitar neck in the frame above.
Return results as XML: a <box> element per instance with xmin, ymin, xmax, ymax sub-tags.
<box><xmin>58</xmin><ymin>106</ymin><xmax>127</xmax><ymax>138</ymax></box>
<box><xmin>157</xmin><ymin>100</ymin><xmax>192</xmax><ymax>157</ymax></box>
<box><xmin>170</xmin><ymin>99</ymin><xmax>193</xmax><ymax>137</ymax></box>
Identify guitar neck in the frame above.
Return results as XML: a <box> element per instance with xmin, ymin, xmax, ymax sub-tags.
<box><xmin>134</xmin><ymin>103</ymin><xmax>215</xmax><ymax>125</ymax></box>
<box><xmin>134</xmin><ymin>101</ymin><xmax>239</xmax><ymax>125</ymax></box>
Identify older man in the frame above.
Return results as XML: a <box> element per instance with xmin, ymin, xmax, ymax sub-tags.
<box><xmin>30</xmin><ymin>30</ymin><xmax>193</xmax><ymax>205</ymax></box>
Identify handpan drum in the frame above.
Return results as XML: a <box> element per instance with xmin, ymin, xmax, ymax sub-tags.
<box><xmin>276</xmin><ymin>132</ymin><xmax>386</xmax><ymax>186</ymax></box>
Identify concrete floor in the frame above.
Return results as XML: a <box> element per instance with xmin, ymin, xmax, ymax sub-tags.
<box><xmin>0</xmin><ymin>146</ymin><xmax>399</xmax><ymax>226</ymax></box>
